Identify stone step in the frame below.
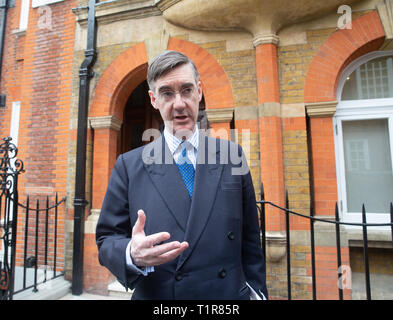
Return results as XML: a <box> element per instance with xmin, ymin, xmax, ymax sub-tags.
<box><xmin>13</xmin><ymin>276</ymin><xmax>71</xmax><ymax>300</ymax></box>
<box><xmin>107</xmin><ymin>280</ymin><xmax>133</xmax><ymax>299</ymax></box>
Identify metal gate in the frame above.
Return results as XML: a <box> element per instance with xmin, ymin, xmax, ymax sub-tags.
<box><xmin>0</xmin><ymin>137</ymin><xmax>24</xmax><ymax>300</ymax></box>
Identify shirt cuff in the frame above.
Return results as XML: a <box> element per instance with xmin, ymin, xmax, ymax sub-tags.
<box><xmin>125</xmin><ymin>240</ymin><xmax>154</xmax><ymax>276</ymax></box>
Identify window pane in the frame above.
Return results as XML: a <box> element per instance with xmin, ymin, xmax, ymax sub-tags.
<box><xmin>342</xmin><ymin>56</ymin><xmax>393</xmax><ymax>100</ymax></box>
<box><xmin>343</xmin><ymin>119</ymin><xmax>393</xmax><ymax>213</ymax></box>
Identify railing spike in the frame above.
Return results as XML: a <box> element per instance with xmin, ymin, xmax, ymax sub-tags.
<box><xmin>390</xmin><ymin>203</ymin><xmax>393</xmax><ymax>244</ymax></box>
<box><xmin>361</xmin><ymin>204</ymin><xmax>371</xmax><ymax>300</ymax></box>
<box><xmin>260</xmin><ymin>182</ymin><xmax>264</xmax><ymax>201</ymax></box>
<box><xmin>335</xmin><ymin>202</ymin><xmax>343</xmax><ymax>300</ymax></box>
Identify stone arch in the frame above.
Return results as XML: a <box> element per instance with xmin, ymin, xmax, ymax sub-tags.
<box><xmin>89</xmin><ymin>42</ymin><xmax>148</xmax><ymax>211</ymax></box>
<box><xmin>304</xmin><ymin>11</ymin><xmax>386</xmax><ymax>103</ymax></box>
<box><xmin>89</xmin><ymin>42</ymin><xmax>148</xmax><ymax>121</ymax></box>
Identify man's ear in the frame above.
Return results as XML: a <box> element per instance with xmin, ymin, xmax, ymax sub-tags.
<box><xmin>197</xmin><ymin>81</ymin><xmax>202</xmax><ymax>102</ymax></box>
<box><xmin>149</xmin><ymin>90</ymin><xmax>158</xmax><ymax>109</ymax></box>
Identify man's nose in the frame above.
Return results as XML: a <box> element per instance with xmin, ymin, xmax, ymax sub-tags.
<box><xmin>173</xmin><ymin>92</ymin><xmax>186</xmax><ymax>109</ymax></box>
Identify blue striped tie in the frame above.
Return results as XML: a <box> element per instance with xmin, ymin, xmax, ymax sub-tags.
<box><xmin>176</xmin><ymin>142</ymin><xmax>195</xmax><ymax>199</ymax></box>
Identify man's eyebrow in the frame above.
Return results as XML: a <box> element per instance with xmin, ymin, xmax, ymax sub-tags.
<box><xmin>157</xmin><ymin>82</ymin><xmax>195</xmax><ymax>92</ymax></box>
<box><xmin>180</xmin><ymin>82</ymin><xmax>195</xmax><ymax>89</ymax></box>
<box><xmin>157</xmin><ymin>85</ymin><xmax>172</xmax><ymax>93</ymax></box>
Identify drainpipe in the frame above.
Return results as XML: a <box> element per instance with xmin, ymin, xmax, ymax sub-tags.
<box><xmin>0</xmin><ymin>0</ymin><xmax>9</xmax><ymax>79</ymax></box>
<box><xmin>0</xmin><ymin>0</ymin><xmax>9</xmax><ymax>106</ymax></box>
<box><xmin>72</xmin><ymin>0</ymin><xmax>97</xmax><ymax>295</ymax></box>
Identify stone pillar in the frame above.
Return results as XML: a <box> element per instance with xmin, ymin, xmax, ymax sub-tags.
<box><xmin>254</xmin><ymin>34</ymin><xmax>286</xmax><ymax>233</ymax></box>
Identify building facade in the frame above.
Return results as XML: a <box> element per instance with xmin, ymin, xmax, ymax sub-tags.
<box><xmin>1</xmin><ymin>0</ymin><xmax>392</xmax><ymax>299</ymax></box>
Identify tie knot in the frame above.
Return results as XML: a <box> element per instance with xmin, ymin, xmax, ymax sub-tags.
<box><xmin>178</xmin><ymin>141</ymin><xmax>193</xmax><ymax>164</ymax></box>
<box><xmin>181</xmin><ymin>144</ymin><xmax>187</xmax><ymax>157</ymax></box>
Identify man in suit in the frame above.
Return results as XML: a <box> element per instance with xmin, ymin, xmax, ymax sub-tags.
<box><xmin>96</xmin><ymin>50</ymin><xmax>268</xmax><ymax>300</ymax></box>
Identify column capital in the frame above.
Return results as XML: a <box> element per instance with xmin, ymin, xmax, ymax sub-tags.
<box><xmin>253</xmin><ymin>33</ymin><xmax>279</xmax><ymax>47</ymax></box>
<box><xmin>305</xmin><ymin>101</ymin><xmax>337</xmax><ymax>118</ymax></box>
<box><xmin>205</xmin><ymin>108</ymin><xmax>234</xmax><ymax>123</ymax></box>
<box><xmin>89</xmin><ymin>115</ymin><xmax>122</xmax><ymax>131</ymax></box>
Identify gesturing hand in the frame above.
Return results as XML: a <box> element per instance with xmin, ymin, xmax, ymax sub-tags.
<box><xmin>130</xmin><ymin>209</ymin><xmax>189</xmax><ymax>267</ymax></box>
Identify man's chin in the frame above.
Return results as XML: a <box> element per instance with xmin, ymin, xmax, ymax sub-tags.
<box><xmin>173</xmin><ymin>126</ymin><xmax>195</xmax><ymax>140</ymax></box>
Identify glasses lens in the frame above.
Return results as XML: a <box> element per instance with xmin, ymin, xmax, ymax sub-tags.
<box><xmin>159</xmin><ymin>87</ymin><xmax>194</xmax><ymax>102</ymax></box>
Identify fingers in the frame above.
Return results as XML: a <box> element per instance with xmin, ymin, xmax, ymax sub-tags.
<box><xmin>154</xmin><ymin>241</ymin><xmax>189</xmax><ymax>265</ymax></box>
<box><xmin>131</xmin><ymin>239</ymin><xmax>189</xmax><ymax>267</ymax></box>
<box><xmin>140</xmin><ymin>241</ymin><xmax>189</xmax><ymax>267</ymax></box>
<box><xmin>149</xmin><ymin>240</ymin><xmax>188</xmax><ymax>258</ymax></box>
<box><xmin>144</xmin><ymin>231</ymin><xmax>171</xmax><ymax>248</ymax></box>
<box><xmin>132</xmin><ymin>209</ymin><xmax>146</xmax><ymax>235</ymax></box>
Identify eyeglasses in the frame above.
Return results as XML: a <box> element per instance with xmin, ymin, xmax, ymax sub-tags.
<box><xmin>157</xmin><ymin>86</ymin><xmax>196</xmax><ymax>103</ymax></box>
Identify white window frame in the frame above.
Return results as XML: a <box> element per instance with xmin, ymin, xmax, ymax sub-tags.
<box><xmin>10</xmin><ymin>101</ymin><xmax>21</xmax><ymax>147</ymax></box>
<box><xmin>19</xmin><ymin>0</ymin><xmax>30</xmax><ymax>31</ymax></box>
<box><xmin>334</xmin><ymin>51</ymin><xmax>393</xmax><ymax>227</ymax></box>
<box><xmin>8</xmin><ymin>102</ymin><xmax>21</xmax><ymax>221</ymax></box>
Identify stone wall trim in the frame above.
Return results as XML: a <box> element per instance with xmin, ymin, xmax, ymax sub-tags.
<box><xmin>206</xmin><ymin>108</ymin><xmax>234</xmax><ymax>123</ymax></box>
<box><xmin>89</xmin><ymin>115</ymin><xmax>123</xmax><ymax>131</ymax></box>
<box><xmin>306</xmin><ymin>101</ymin><xmax>337</xmax><ymax>118</ymax></box>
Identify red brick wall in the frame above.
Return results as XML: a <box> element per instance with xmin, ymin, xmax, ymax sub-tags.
<box><xmin>0</xmin><ymin>0</ymin><xmax>76</xmax><ymax>275</ymax></box>
<box><xmin>0</xmin><ymin>0</ymin><xmax>22</xmax><ymax>137</ymax></box>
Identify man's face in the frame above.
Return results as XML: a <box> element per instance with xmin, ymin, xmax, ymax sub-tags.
<box><xmin>149</xmin><ymin>63</ymin><xmax>202</xmax><ymax>138</ymax></box>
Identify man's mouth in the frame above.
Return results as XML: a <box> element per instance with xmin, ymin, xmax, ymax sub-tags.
<box><xmin>174</xmin><ymin>115</ymin><xmax>188</xmax><ymax>121</ymax></box>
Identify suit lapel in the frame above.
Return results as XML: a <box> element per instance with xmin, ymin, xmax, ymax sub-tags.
<box><xmin>143</xmin><ymin>135</ymin><xmax>191</xmax><ymax>232</ymax></box>
<box><xmin>176</xmin><ymin>135</ymin><xmax>223</xmax><ymax>270</ymax></box>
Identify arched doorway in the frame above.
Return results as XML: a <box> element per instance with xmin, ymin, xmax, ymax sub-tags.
<box><xmin>119</xmin><ymin>80</ymin><xmax>163</xmax><ymax>155</ymax></box>
<box><xmin>85</xmin><ymin>40</ymin><xmax>233</xmax><ymax>292</ymax></box>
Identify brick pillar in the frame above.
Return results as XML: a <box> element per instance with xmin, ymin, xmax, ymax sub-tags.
<box><xmin>82</xmin><ymin>115</ymin><xmax>122</xmax><ymax>294</ymax></box>
<box><xmin>305</xmin><ymin>103</ymin><xmax>351</xmax><ymax>300</ymax></box>
<box><xmin>305</xmin><ymin>102</ymin><xmax>338</xmax><ymax>217</ymax></box>
<box><xmin>90</xmin><ymin>116</ymin><xmax>122</xmax><ymax>209</ymax></box>
<box><xmin>254</xmin><ymin>35</ymin><xmax>285</xmax><ymax>232</ymax></box>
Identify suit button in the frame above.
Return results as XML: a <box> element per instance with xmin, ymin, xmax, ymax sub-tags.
<box><xmin>175</xmin><ymin>273</ymin><xmax>183</xmax><ymax>281</ymax></box>
<box><xmin>218</xmin><ymin>268</ymin><xmax>226</xmax><ymax>278</ymax></box>
<box><xmin>227</xmin><ymin>231</ymin><xmax>235</xmax><ymax>240</ymax></box>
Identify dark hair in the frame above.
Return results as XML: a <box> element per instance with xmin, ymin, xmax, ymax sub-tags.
<box><xmin>147</xmin><ymin>50</ymin><xmax>200</xmax><ymax>91</ymax></box>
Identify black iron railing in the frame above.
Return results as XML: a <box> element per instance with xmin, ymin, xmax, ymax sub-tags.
<box><xmin>13</xmin><ymin>194</ymin><xmax>66</xmax><ymax>297</ymax></box>
<box><xmin>1</xmin><ymin>137</ymin><xmax>66</xmax><ymax>300</ymax></box>
<box><xmin>257</xmin><ymin>183</ymin><xmax>393</xmax><ymax>300</ymax></box>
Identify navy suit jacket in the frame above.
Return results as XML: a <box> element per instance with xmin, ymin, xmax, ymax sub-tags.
<box><xmin>96</xmin><ymin>132</ymin><xmax>268</xmax><ymax>300</ymax></box>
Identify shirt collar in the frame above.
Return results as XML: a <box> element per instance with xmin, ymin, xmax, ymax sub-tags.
<box><xmin>164</xmin><ymin>126</ymin><xmax>199</xmax><ymax>155</ymax></box>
